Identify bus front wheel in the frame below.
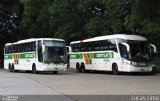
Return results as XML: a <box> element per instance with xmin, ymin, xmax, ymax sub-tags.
<box><xmin>32</xmin><ymin>65</ymin><xmax>37</xmax><ymax>74</ymax></box>
<box><xmin>76</xmin><ymin>63</ymin><xmax>80</xmax><ymax>73</ymax></box>
<box><xmin>112</xmin><ymin>64</ymin><xmax>119</xmax><ymax>75</ymax></box>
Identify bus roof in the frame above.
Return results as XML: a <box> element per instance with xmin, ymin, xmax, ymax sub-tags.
<box><xmin>70</xmin><ymin>34</ymin><xmax>147</xmax><ymax>44</ymax></box>
<box><xmin>5</xmin><ymin>38</ymin><xmax>65</xmax><ymax>46</ymax></box>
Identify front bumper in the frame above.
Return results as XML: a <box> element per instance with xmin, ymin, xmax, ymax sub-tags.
<box><xmin>39</xmin><ymin>64</ymin><xmax>67</xmax><ymax>71</ymax></box>
<box><xmin>127</xmin><ymin>66</ymin><xmax>152</xmax><ymax>72</ymax></box>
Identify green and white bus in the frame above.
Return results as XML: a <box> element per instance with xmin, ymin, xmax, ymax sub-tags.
<box><xmin>4</xmin><ymin>38</ymin><xmax>67</xmax><ymax>74</ymax></box>
<box><xmin>69</xmin><ymin>34</ymin><xmax>157</xmax><ymax>74</ymax></box>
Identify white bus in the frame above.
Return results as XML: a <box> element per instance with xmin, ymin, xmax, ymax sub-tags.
<box><xmin>4</xmin><ymin>38</ymin><xmax>67</xmax><ymax>74</ymax></box>
<box><xmin>69</xmin><ymin>34</ymin><xmax>157</xmax><ymax>74</ymax></box>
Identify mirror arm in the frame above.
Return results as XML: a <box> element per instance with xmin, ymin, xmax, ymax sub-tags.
<box><xmin>42</xmin><ymin>45</ymin><xmax>45</xmax><ymax>54</ymax></box>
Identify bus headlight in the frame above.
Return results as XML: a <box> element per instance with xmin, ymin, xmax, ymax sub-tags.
<box><xmin>130</xmin><ymin>62</ymin><xmax>137</xmax><ymax>66</ymax></box>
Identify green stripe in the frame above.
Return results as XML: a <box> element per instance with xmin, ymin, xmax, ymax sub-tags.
<box><xmin>89</xmin><ymin>59</ymin><xmax>92</xmax><ymax>64</ymax></box>
<box><xmin>4</xmin><ymin>54</ymin><xmax>12</xmax><ymax>59</ymax></box>
<box><xmin>94</xmin><ymin>52</ymin><xmax>114</xmax><ymax>58</ymax></box>
<box><xmin>87</xmin><ymin>53</ymin><xmax>90</xmax><ymax>58</ymax></box>
<box><xmin>4</xmin><ymin>52</ymin><xmax>36</xmax><ymax>59</ymax></box>
<box><xmin>16</xmin><ymin>54</ymin><xmax>18</xmax><ymax>59</ymax></box>
<box><xmin>70</xmin><ymin>52</ymin><xmax>114</xmax><ymax>59</ymax></box>
<box><xmin>20</xmin><ymin>53</ymin><xmax>35</xmax><ymax>59</ymax></box>
<box><xmin>70</xmin><ymin>54</ymin><xmax>82</xmax><ymax>59</ymax></box>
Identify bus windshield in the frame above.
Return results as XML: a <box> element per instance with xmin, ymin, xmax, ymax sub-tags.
<box><xmin>128</xmin><ymin>41</ymin><xmax>152</xmax><ymax>62</ymax></box>
<box><xmin>43</xmin><ymin>40</ymin><xmax>66</xmax><ymax>63</ymax></box>
<box><xmin>118</xmin><ymin>39</ymin><xmax>152</xmax><ymax>62</ymax></box>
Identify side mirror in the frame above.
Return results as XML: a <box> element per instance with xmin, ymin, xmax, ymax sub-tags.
<box><xmin>150</xmin><ymin>44</ymin><xmax>157</xmax><ymax>53</ymax></box>
<box><xmin>42</xmin><ymin>45</ymin><xmax>45</xmax><ymax>54</ymax></box>
<box><xmin>121</xmin><ymin>43</ymin><xmax>130</xmax><ymax>52</ymax></box>
<box><xmin>66</xmin><ymin>46</ymin><xmax>72</xmax><ymax>54</ymax></box>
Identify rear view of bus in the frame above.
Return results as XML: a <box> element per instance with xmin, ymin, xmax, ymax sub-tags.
<box><xmin>4</xmin><ymin>38</ymin><xmax>67</xmax><ymax>74</ymax></box>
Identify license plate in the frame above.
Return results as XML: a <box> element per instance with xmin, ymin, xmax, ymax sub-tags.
<box><xmin>140</xmin><ymin>69</ymin><xmax>144</xmax><ymax>71</ymax></box>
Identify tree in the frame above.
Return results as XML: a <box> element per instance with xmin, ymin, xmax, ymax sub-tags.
<box><xmin>49</xmin><ymin>0</ymin><xmax>88</xmax><ymax>44</ymax></box>
<box><xmin>0</xmin><ymin>0</ymin><xmax>25</xmax><ymax>65</ymax></box>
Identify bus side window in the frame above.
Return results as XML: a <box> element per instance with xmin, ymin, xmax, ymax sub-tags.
<box><xmin>28</xmin><ymin>43</ymin><xmax>31</xmax><ymax>52</ymax></box>
<box><xmin>71</xmin><ymin>44</ymin><xmax>76</xmax><ymax>52</ymax></box>
<box><xmin>108</xmin><ymin>39</ymin><xmax>117</xmax><ymax>52</ymax></box>
<box><xmin>11</xmin><ymin>46</ymin><xmax>14</xmax><ymax>53</ymax></box>
<box><xmin>79</xmin><ymin>44</ymin><xmax>82</xmax><ymax>52</ymax></box>
<box><xmin>93</xmin><ymin>42</ymin><xmax>101</xmax><ymax>51</ymax></box>
<box><xmin>15</xmin><ymin>45</ymin><xmax>18</xmax><ymax>53</ymax></box>
<box><xmin>71</xmin><ymin>45</ymin><xmax>74</xmax><ymax>52</ymax></box>
<box><xmin>26</xmin><ymin>43</ymin><xmax>29</xmax><ymax>52</ymax></box>
<box><xmin>31</xmin><ymin>42</ymin><xmax>36</xmax><ymax>51</ymax></box>
<box><xmin>87</xmin><ymin>43</ymin><xmax>93</xmax><ymax>51</ymax></box>
<box><xmin>101</xmin><ymin>40</ymin><xmax>108</xmax><ymax>51</ymax></box>
<box><xmin>18</xmin><ymin>45</ymin><xmax>20</xmax><ymax>53</ymax></box>
<box><xmin>13</xmin><ymin>45</ymin><xmax>16</xmax><ymax>53</ymax></box>
<box><xmin>8</xmin><ymin>46</ymin><xmax>11</xmax><ymax>53</ymax></box>
<box><xmin>22</xmin><ymin>44</ymin><xmax>26</xmax><ymax>52</ymax></box>
<box><xmin>18</xmin><ymin>45</ymin><xmax>21</xmax><ymax>52</ymax></box>
<box><xmin>74</xmin><ymin>44</ymin><xmax>80</xmax><ymax>52</ymax></box>
<box><xmin>5</xmin><ymin>46</ymin><xmax>8</xmax><ymax>54</ymax></box>
<box><xmin>80</xmin><ymin>43</ymin><xmax>87</xmax><ymax>52</ymax></box>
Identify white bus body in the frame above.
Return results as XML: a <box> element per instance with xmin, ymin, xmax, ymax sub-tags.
<box><xmin>69</xmin><ymin>34</ymin><xmax>155</xmax><ymax>74</ymax></box>
<box><xmin>4</xmin><ymin>38</ymin><xmax>67</xmax><ymax>74</ymax></box>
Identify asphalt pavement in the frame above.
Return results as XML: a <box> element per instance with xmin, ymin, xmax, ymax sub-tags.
<box><xmin>0</xmin><ymin>69</ymin><xmax>73</xmax><ymax>101</ymax></box>
<box><xmin>0</xmin><ymin>68</ymin><xmax>160</xmax><ymax>101</ymax></box>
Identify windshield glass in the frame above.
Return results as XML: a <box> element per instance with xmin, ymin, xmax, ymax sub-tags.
<box><xmin>117</xmin><ymin>39</ymin><xmax>152</xmax><ymax>62</ymax></box>
<box><xmin>43</xmin><ymin>40</ymin><xmax>66</xmax><ymax>63</ymax></box>
<box><xmin>128</xmin><ymin>41</ymin><xmax>152</xmax><ymax>62</ymax></box>
<box><xmin>44</xmin><ymin>47</ymin><xmax>66</xmax><ymax>63</ymax></box>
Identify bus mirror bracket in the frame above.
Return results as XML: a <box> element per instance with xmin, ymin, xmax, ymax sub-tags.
<box><xmin>42</xmin><ymin>45</ymin><xmax>45</xmax><ymax>54</ymax></box>
<box><xmin>121</xmin><ymin>43</ymin><xmax>130</xmax><ymax>52</ymax></box>
<box><xmin>150</xmin><ymin>44</ymin><xmax>157</xmax><ymax>53</ymax></box>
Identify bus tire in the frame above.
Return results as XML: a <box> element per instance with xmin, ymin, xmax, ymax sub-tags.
<box><xmin>12</xmin><ymin>64</ymin><xmax>19</xmax><ymax>72</ymax></box>
<box><xmin>32</xmin><ymin>64</ymin><xmax>37</xmax><ymax>74</ymax></box>
<box><xmin>52</xmin><ymin>71</ymin><xmax>58</xmax><ymax>74</ymax></box>
<box><xmin>9</xmin><ymin>64</ymin><xmax>13</xmax><ymax>72</ymax></box>
<box><xmin>112</xmin><ymin>64</ymin><xmax>119</xmax><ymax>75</ymax></box>
<box><xmin>80</xmin><ymin>63</ymin><xmax>85</xmax><ymax>73</ymax></box>
<box><xmin>76</xmin><ymin>63</ymin><xmax>80</xmax><ymax>73</ymax></box>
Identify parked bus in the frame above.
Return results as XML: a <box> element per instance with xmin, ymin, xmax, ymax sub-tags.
<box><xmin>68</xmin><ymin>34</ymin><xmax>157</xmax><ymax>75</ymax></box>
<box><xmin>4</xmin><ymin>38</ymin><xmax>67</xmax><ymax>74</ymax></box>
